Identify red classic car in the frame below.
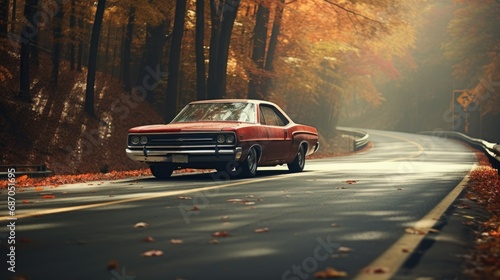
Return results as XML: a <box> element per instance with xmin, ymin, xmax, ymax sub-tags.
<box><xmin>126</xmin><ymin>99</ymin><xmax>319</xmax><ymax>179</ymax></box>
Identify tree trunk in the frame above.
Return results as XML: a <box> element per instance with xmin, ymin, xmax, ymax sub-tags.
<box><xmin>136</xmin><ymin>20</ymin><xmax>167</xmax><ymax>103</ymax></box>
<box><xmin>85</xmin><ymin>0</ymin><xmax>107</xmax><ymax>116</ymax></box>
<box><xmin>261</xmin><ymin>0</ymin><xmax>285</xmax><ymax>95</ymax></box>
<box><xmin>195</xmin><ymin>0</ymin><xmax>207</xmax><ymax>100</ymax></box>
<box><xmin>121</xmin><ymin>6</ymin><xmax>135</xmax><ymax>92</ymax></box>
<box><xmin>10</xmin><ymin>0</ymin><xmax>16</xmax><ymax>33</ymax></box>
<box><xmin>77</xmin><ymin>14</ymin><xmax>83</xmax><ymax>72</ymax></box>
<box><xmin>19</xmin><ymin>0</ymin><xmax>38</xmax><ymax>102</ymax></box>
<box><xmin>265</xmin><ymin>0</ymin><xmax>284</xmax><ymax>71</ymax></box>
<box><xmin>207</xmin><ymin>0</ymin><xmax>240</xmax><ymax>99</ymax></box>
<box><xmin>69</xmin><ymin>0</ymin><xmax>76</xmax><ymax>70</ymax></box>
<box><xmin>165</xmin><ymin>0</ymin><xmax>186</xmax><ymax>122</ymax></box>
<box><xmin>30</xmin><ymin>0</ymin><xmax>39</xmax><ymax>67</ymax></box>
<box><xmin>0</xmin><ymin>0</ymin><xmax>8</xmax><ymax>37</ymax></box>
<box><xmin>51</xmin><ymin>5</ymin><xmax>64</xmax><ymax>85</ymax></box>
<box><xmin>248</xmin><ymin>2</ymin><xmax>269</xmax><ymax>99</ymax></box>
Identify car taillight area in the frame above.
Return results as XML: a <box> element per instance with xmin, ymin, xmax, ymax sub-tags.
<box><xmin>127</xmin><ymin>132</ymin><xmax>237</xmax><ymax>148</ymax></box>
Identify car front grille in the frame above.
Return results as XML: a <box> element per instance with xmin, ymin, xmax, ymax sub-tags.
<box><xmin>128</xmin><ymin>132</ymin><xmax>236</xmax><ymax>148</ymax></box>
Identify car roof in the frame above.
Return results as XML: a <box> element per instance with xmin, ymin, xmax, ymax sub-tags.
<box><xmin>188</xmin><ymin>99</ymin><xmax>277</xmax><ymax>106</ymax></box>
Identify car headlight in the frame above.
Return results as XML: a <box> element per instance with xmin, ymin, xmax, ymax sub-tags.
<box><xmin>226</xmin><ymin>134</ymin><xmax>235</xmax><ymax>144</ymax></box>
<box><xmin>131</xmin><ymin>136</ymin><xmax>140</xmax><ymax>145</ymax></box>
<box><xmin>140</xmin><ymin>136</ymin><xmax>148</xmax><ymax>145</ymax></box>
<box><xmin>216</xmin><ymin>135</ymin><xmax>226</xmax><ymax>144</ymax></box>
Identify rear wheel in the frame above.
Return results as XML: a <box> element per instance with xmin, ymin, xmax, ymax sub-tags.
<box><xmin>150</xmin><ymin>163</ymin><xmax>174</xmax><ymax>179</ymax></box>
<box><xmin>288</xmin><ymin>145</ymin><xmax>306</xmax><ymax>172</ymax></box>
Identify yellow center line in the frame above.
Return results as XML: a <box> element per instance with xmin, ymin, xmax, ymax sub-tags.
<box><xmin>353</xmin><ymin>167</ymin><xmax>474</xmax><ymax>280</ymax></box>
<box><xmin>1</xmin><ymin>171</ymin><xmax>312</xmax><ymax>221</ymax></box>
<box><xmin>371</xmin><ymin>131</ymin><xmax>425</xmax><ymax>161</ymax></box>
<box><xmin>2</xmin><ymin>132</ymin><xmax>425</xmax><ymax>224</ymax></box>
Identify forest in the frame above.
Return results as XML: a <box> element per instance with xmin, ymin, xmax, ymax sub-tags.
<box><xmin>0</xmin><ymin>0</ymin><xmax>499</xmax><ymax>174</ymax></box>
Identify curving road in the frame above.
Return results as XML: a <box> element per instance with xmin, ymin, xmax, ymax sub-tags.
<box><xmin>0</xmin><ymin>130</ymin><xmax>478</xmax><ymax>280</ymax></box>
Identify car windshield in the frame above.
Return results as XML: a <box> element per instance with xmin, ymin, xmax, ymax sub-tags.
<box><xmin>172</xmin><ymin>102</ymin><xmax>256</xmax><ymax>123</ymax></box>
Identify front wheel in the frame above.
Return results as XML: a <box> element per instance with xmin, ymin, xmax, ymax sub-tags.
<box><xmin>240</xmin><ymin>147</ymin><xmax>258</xmax><ymax>178</ymax></box>
<box><xmin>288</xmin><ymin>145</ymin><xmax>306</xmax><ymax>172</ymax></box>
<box><xmin>150</xmin><ymin>163</ymin><xmax>174</xmax><ymax>179</ymax></box>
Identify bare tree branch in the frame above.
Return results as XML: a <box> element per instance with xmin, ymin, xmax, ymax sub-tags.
<box><xmin>323</xmin><ymin>0</ymin><xmax>383</xmax><ymax>25</ymax></box>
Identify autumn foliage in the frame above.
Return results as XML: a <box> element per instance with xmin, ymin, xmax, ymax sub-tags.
<box><xmin>464</xmin><ymin>161</ymin><xmax>500</xmax><ymax>278</ymax></box>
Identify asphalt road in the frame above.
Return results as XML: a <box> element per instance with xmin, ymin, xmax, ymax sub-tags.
<box><xmin>1</xmin><ymin>130</ymin><xmax>479</xmax><ymax>280</ymax></box>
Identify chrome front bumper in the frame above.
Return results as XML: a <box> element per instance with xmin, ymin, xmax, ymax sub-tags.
<box><xmin>126</xmin><ymin>147</ymin><xmax>243</xmax><ymax>163</ymax></box>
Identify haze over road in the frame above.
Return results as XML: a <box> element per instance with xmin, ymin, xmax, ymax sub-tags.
<box><xmin>1</xmin><ymin>130</ymin><xmax>477</xmax><ymax>280</ymax></box>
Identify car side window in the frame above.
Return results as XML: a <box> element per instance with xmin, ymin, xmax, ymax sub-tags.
<box><xmin>260</xmin><ymin>105</ymin><xmax>288</xmax><ymax>126</ymax></box>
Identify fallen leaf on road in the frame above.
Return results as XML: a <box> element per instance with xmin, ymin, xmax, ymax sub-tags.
<box><xmin>212</xmin><ymin>231</ymin><xmax>229</xmax><ymax>237</ymax></box>
<box><xmin>210</xmin><ymin>239</ymin><xmax>219</xmax><ymax>244</ymax></box>
<box><xmin>191</xmin><ymin>205</ymin><xmax>200</xmax><ymax>211</ymax></box>
<box><xmin>221</xmin><ymin>215</ymin><xmax>230</xmax><ymax>220</ymax></box>
<box><xmin>456</xmin><ymin>203</ymin><xmax>471</xmax><ymax>209</ymax></box>
<box><xmin>364</xmin><ymin>267</ymin><xmax>390</xmax><ymax>274</ymax></box>
<box><xmin>405</xmin><ymin>227</ymin><xmax>426</xmax><ymax>235</ymax></box>
<box><xmin>18</xmin><ymin>237</ymin><xmax>33</xmax><ymax>243</ymax></box>
<box><xmin>314</xmin><ymin>267</ymin><xmax>348</xmax><ymax>278</ymax></box>
<box><xmin>34</xmin><ymin>187</ymin><xmax>44</xmax><ymax>191</ymax></box>
<box><xmin>41</xmin><ymin>195</ymin><xmax>55</xmax><ymax>199</ymax></box>
<box><xmin>134</xmin><ymin>222</ymin><xmax>148</xmax><ymax>228</ymax></box>
<box><xmin>22</xmin><ymin>200</ymin><xmax>32</xmax><ymax>204</ymax></box>
<box><xmin>254</xmin><ymin>227</ymin><xmax>269</xmax><ymax>233</ymax></box>
<box><xmin>331</xmin><ymin>223</ymin><xmax>339</xmax><ymax>227</ymax></box>
<box><xmin>177</xmin><ymin>196</ymin><xmax>192</xmax><ymax>200</ymax></box>
<box><xmin>170</xmin><ymin>239</ymin><xmax>184</xmax><ymax>244</ymax></box>
<box><xmin>346</xmin><ymin>180</ymin><xmax>357</xmax><ymax>184</ymax></box>
<box><xmin>141</xmin><ymin>250</ymin><xmax>164</xmax><ymax>257</ymax></box>
<box><xmin>106</xmin><ymin>260</ymin><xmax>119</xmax><ymax>270</ymax></box>
<box><xmin>338</xmin><ymin>246</ymin><xmax>353</xmax><ymax>253</ymax></box>
<box><xmin>143</xmin><ymin>236</ymin><xmax>155</xmax><ymax>242</ymax></box>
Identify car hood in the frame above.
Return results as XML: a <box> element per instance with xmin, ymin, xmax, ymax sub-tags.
<box><xmin>129</xmin><ymin>122</ymin><xmax>253</xmax><ymax>133</ymax></box>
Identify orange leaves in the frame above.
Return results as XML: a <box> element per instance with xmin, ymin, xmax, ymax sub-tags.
<box><xmin>0</xmin><ymin>169</ymin><xmax>152</xmax><ymax>189</ymax></box>
<box><xmin>364</xmin><ymin>266</ymin><xmax>390</xmax><ymax>274</ymax></box>
<box><xmin>404</xmin><ymin>227</ymin><xmax>426</xmax><ymax>235</ymax></box>
<box><xmin>133</xmin><ymin>222</ymin><xmax>148</xmax><ymax>228</ymax></box>
<box><xmin>254</xmin><ymin>227</ymin><xmax>269</xmax><ymax>233</ymax></box>
<box><xmin>40</xmin><ymin>195</ymin><xmax>56</xmax><ymax>199</ymax></box>
<box><xmin>143</xmin><ymin>236</ymin><xmax>155</xmax><ymax>242</ymax></box>
<box><xmin>141</xmin><ymin>250</ymin><xmax>164</xmax><ymax>257</ymax></box>
<box><xmin>212</xmin><ymin>231</ymin><xmax>230</xmax><ymax>238</ymax></box>
<box><xmin>314</xmin><ymin>267</ymin><xmax>348</xmax><ymax>278</ymax></box>
<box><xmin>463</xmin><ymin>165</ymin><xmax>500</xmax><ymax>279</ymax></box>
<box><xmin>492</xmin><ymin>226</ymin><xmax>500</xmax><ymax>237</ymax></box>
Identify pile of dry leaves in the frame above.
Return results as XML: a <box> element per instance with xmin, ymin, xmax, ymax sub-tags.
<box><xmin>464</xmin><ymin>157</ymin><xmax>500</xmax><ymax>278</ymax></box>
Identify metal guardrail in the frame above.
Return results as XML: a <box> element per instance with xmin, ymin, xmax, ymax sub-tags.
<box><xmin>0</xmin><ymin>164</ymin><xmax>53</xmax><ymax>178</ymax></box>
<box><xmin>337</xmin><ymin>128</ymin><xmax>370</xmax><ymax>151</ymax></box>
<box><xmin>419</xmin><ymin>131</ymin><xmax>500</xmax><ymax>174</ymax></box>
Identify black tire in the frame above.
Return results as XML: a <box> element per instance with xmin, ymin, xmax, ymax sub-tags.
<box><xmin>240</xmin><ymin>147</ymin><xmax>258</xmax><ymax>178</ymax></box>
<box><xmin>215</xmin><ymin>162</ymin><xmax>240</xmax><ymax>178</ymax></box>
<box><xmin>288</xmin><ymin>145</ymin><xmax>306</xmax><ymax>172</ymax></box>
<box><xmin>150</xmin><ymin>163</ymin><xmax>174</xmax><ymax>179</ymax></box>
